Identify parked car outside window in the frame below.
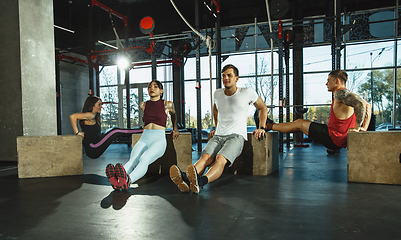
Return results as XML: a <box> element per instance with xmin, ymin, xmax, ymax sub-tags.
<box><xmin>375</xmin><ymin>123</ymin><xmax>401</xmax><ymax>131</ymax></box>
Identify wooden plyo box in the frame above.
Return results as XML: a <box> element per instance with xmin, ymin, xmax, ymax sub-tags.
<box><xmin>225</xmin><ymin>132</ymin><xmax>279</xmax><ymax>176</ymax></box>
<box><xmin>132</xmin><ymin>132</ymin><xmax>192</xmax><ymax>174</ymax></box>
<box><xmin>17</xmin><ymin>135</ymin><xmax>83</xmax><ymax>179</ymax></box>
<box><xmin>347</xmin><ymin>131</ymin><xmax>401</xmax><ymax>185</ymax></box>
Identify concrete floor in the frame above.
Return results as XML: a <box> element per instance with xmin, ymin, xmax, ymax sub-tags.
<box><xmin>0</xmin><ymin>142</ymin><xmax>400</xmax><ymax>240</ymax></box>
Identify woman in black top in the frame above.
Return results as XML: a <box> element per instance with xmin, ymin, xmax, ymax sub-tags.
<box><xmin>69</xmin><ymin>96</ymin><xmax>141</xmax><ymax>160</ymax></box>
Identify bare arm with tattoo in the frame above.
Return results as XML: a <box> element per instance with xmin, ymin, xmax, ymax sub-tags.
<box><xmin>360</xmin><ymin>100</ymin><xmax>371</xmax><ymax>132</ymax></box>
<box><xmin>166</xmin><ymin>101</ymin><xmax>179</xmax><ymax>139</ymax></box>
<box><xmin>335</xmin><ymin>89</ymin><xmax>366</xmax><ymax>131</ymax></box>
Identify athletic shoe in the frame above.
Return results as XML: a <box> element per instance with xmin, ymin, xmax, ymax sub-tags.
<box><xmin>105</xmin><ymin>164</ymin><xmax>120</xmax><ymax>191</ymax></box>
<box><xmin>115</xmin><ymin>163</ymin><xmax>131</xmax><ymax>191</ymax></box>
<box><xmin>187</xmin><ymin>164</ymin><xmax>202</xmax><ymax>194</ymax></box>
<box><xmin>169</xmin><ymin>165</ymin><xmax>190</xmax><ymax>193</ymax></box>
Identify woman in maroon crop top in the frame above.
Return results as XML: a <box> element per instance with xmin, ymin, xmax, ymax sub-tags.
<box><xmin>106</xmin><ymin>80</ymin><xmax>180</xmax><ymax>191</ymax></box>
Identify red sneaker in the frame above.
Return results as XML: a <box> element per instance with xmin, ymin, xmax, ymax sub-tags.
<box><xmin>115</xmin><ymin>163</ymin><xmax>131</xmax><ymax>191</ymax></box>
<box><xmin>105</xmin><ymin>164</ymin><xmax>120</xmax><ymax>191</ymax></box>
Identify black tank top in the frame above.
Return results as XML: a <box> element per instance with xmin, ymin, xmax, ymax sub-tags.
<box><xmin>82</xmin><ymin>122</ymin><xmax>102</xmax><ymax>146</ymax></box>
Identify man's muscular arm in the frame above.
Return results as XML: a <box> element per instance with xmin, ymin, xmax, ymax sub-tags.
<box><xmin>210</xmin><ymin>103</ymin><xmax>218</xmax><ymax>137</ymax></box>
<box><xmin>212</xmin><ymin>103</ymin><xmax>218</xmax><ymax>126</ymax></box>
<box><xmin>360</xmin><ymin>100</ymin><xmax>371</xmax><ymax>132</ymax></box>
<box><xmin>335</xmin><ymin>89</ymin><xmax>366</xmax><ymax>131</ymax></box>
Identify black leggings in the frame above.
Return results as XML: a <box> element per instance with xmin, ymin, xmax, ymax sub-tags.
<box><xmin>84</xmin><ymin>128</ymin><xmax>142</xmax><ymax>159</ymax></box>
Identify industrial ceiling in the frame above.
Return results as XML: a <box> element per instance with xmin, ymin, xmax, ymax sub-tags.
<box><xmin>53</xmin><ymin>0</ymin><xmax>396</xmax><ymax>54</ymax></box>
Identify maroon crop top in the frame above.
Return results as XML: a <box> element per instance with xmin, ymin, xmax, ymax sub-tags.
<box><xmin>143</xmin><ymin>99</ymin><xmax>168</xmax><ymax>127</ymax></box>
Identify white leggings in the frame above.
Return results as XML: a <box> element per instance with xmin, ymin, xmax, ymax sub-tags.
<box><xmin>124</xmin><ymin>129</ymin><xmax>167</xmax><ymax>183</ymax></box>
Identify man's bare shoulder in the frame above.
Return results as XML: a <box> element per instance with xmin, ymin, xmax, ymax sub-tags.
<box><xmin>335</xmin><ymin>88</ymin><xmax>364</xmax><ymax>107</ymax></box>
<box><xmin>334</xmin><ymin>88</ymin><xmax>350</xmax><ymax>101</ymax></box>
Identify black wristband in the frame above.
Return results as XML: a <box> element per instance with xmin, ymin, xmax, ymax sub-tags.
<box><xmin>259</xmin><ymin>126</ymin><xmax>266</xmax><ymax>131</ymax></box>
<box><xmin>75</xmin><ymin>132</ymin><xmax>79</xmax><ymax>135</ymax></box>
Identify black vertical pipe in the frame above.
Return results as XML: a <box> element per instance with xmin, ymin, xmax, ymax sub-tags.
<box><xmin>278</xmin><ymin>36</ymin><xmax>284</xmax><ymax>153</ymax></box>
<box><xmin>293</xmin><ymin>5</ymin><xmax>304</xmax><ymax>143</ymax></box>
<box><xmin>180</xmin><ymin>59</ymin><xmax>185</xmax><ymax>126</ymax></box>
<box><xmin>335</xmin><ymin>0</ymin><xmax>342</xmax><ymax>69</ymax></box>
<box><xmin>55</xmin><ymin>51</ymin><xmax>62</xmax><ymax>135</ymax></box>
<box><xmin>329</xmin><ymin>0</ymin><xmax>336</xmax><ymax>71</ymax></box>
<box><xmin>195</xmin><ymin>0</ymin><xmax>202</xmax><ymax>152</ymax></box>
<box><xmin>393</xmin><ymin>1</ymin><xmax>399</xmax><ymax>128</ymax></box>
<box><xmin>216</xmin><ymin>8</ymin><xmax>221</xmax><ymax>89</ymax></box>
<box><xmin>172</xmin><ymin>41</ymin><xmax>182</xmax><ymax>126</ymax></box>
<box><xmin>284</xmin><ymin>43</ymin><xmax>290</xmax><ymax>148</ymax></box>
<box><xmin>88</xmin><ymin>63</ymin><xmax>94</xmax><ymax>95</ymax></box>
<box><xmin>152</xmin><ymin>50</ymin><xmax>157</xmax><ymax>80</ymax></box>
<box><xmin>125</xmin><ymin>25</ymin><xmax>131</xmax><ymax>128</ymax></box>
<box><xmin>95</xmin><ymin>64</ymin><xmax>100</xmax><ymax>96</ymax></box>
<box><xmin>330</xmin><ymin>0</ymin><xmax>341</xmax><ymax>102</ymax></box>
<box><xmin>88</xmin><ymin>4</ymin><xmax>94</xmax><ymax>94</ymax></box>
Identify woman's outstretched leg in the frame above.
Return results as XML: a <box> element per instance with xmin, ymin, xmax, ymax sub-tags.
<box><xmin>128</xmin><ymin>139</ymin><xmax>166</xmax><ymax>183</ymax></box>
<box><xmin>87</xmin><ymin>128</ymin><xmax>142</xmax><ymax>159</ymax></box>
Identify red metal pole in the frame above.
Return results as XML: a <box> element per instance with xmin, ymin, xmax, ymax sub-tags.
<box><xmin>92</xmin><ymin>0</ymin><xmax>127</xmax><ymax>26</ymax></box>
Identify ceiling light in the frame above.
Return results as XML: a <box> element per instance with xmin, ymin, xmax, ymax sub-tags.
<box><xmin>117</xmin><ymin>57</ymin><xmax>129</xmax><ymax>69</ymax></box>
<box><xmin>98</xmin><ymin>40</ymin><xmax>118</xmax><ymax>49</ymax></box>
<box><xmin>54</xmin><ymin>25</ymin><xmax>74</xmax><ymax>33</ymax></box>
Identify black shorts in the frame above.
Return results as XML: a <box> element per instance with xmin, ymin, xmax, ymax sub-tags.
<box><xmin>308</xmin><ymin>122</ymin><xmax>341</xmax><ymax>150</ymax></box>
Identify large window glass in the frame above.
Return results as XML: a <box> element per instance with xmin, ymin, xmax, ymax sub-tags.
<box><xmin>345</xmin><ymin>41</ymin><xmax>394</xmax><ymax>69</ymax></box>
<box><xmin>396</xmin><ymin>69</ymin><xmax>401</xmax><ymax>126</ymax></box>
<box><xmin>100</xmin><ymin>86</ymin><xmax>118</xmax><ymax>132</ymax></box>
<box><xmin>162</xmin><ymin>81</ymin><xmax>173</xmax><ymax>102</ymax></box>
<box><xmin>356</xmin><ymin>68</ymin><xmax>399</xmax><ymax>126</ymax></box>
<box><xmin>222</xmin><ymin>53</ymin><xmax>256</xmax><ymax>77</ymax></box>
<box><xmin>184</xmin><ymin>58</ymin><xmax>196</xmax><ymax>80</ymax></box>
<box><xmin>100</xmin><ymin>66</ymin><xmax>117</xmax><ymax>86</ymax></box>
<box><xmin>183</xmin><ymin>56</ymin><xmax>217</xmax><ymax>80</ymax></box>
<box><xmin>157</xmin><ymin>63</ymin><xmax>173</xmax><ymax>81</ymax></box>
<box><xmin>303</xmin><ymin>45</ymin><xmax>332</xmax><ymax>72</ymax></box>
<box><xmin>184</xmin><ymin>81</ymin><xmax>197</xmax><ymax>128</ymax></box>
<box><xmin>129</xmin><ymin>66</ymin><xmax>152</xmax><ymax>84</ymax></box>
<box><xmin>304</xmin><ymin>73</ymin><xmax>332</xmax><ymax>105</ymax></box>
<box><xmin>200</xmin><ymin>79</ymin><xmax>216</xmax><ymax>129</ymax></box>
<box><xmin>122</xmin><ymin>88</ymin><xmax>140</xmax><ymax>128</ymax></box>
<box><xmin>397</xmin><ymin>41</ymin><xmax>401</xmax><ymax>67</ymax></box>
<box><xmin>182</xmin><ymin>79</ymin><xmax>216</xmax><ymax>130</ymax></box>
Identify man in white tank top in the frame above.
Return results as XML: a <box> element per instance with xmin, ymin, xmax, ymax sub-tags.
<box><xmin>170</xmin><ymin>64</ymin><xmax>268</xmax><ymax>193</ymax></box>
